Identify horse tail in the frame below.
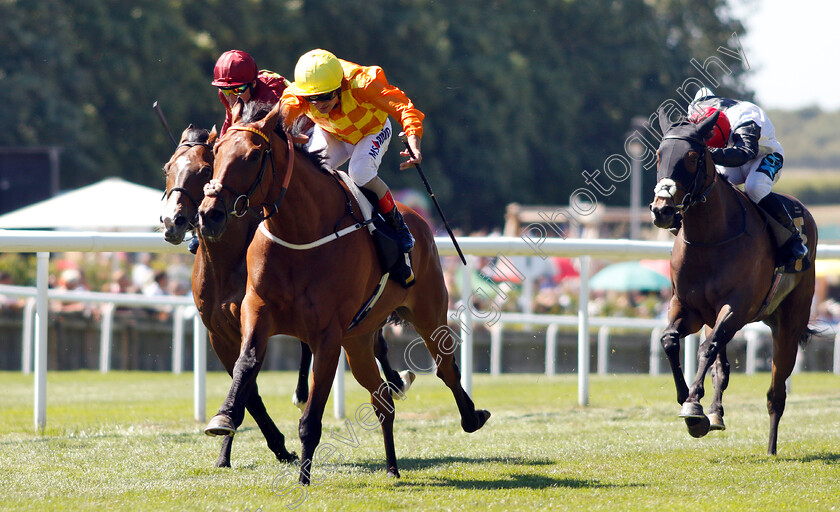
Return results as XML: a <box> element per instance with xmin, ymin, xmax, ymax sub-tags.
<box><xmin>799</xmin><ymin>324</ymin><xmax>823</xmax><ymax>349</ymax></box>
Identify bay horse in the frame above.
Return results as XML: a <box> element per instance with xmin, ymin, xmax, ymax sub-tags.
<box><xmin>160</xmin><ymin>124</ymin><xmax>411</xmax><ymax>468</ymax></box>
<box><xmin>649</xmin><ymin>107</ymin><xmax>817</xmax><ymax>454</ymax></box>
<box><xmin>197</xmin><ymin>100</ymin><xmax>490</xmax><ymax>484</ymax></box>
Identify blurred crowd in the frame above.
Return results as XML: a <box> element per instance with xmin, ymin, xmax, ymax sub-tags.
<box><xmin>2</xmin><ymin>240</ymin><xmax>839</xmax><ymax>329</ymax></box>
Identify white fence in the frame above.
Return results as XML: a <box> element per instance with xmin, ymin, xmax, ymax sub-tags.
<box><xmin>3</xmin><ymin>230</ymin><xmax>839</xmax><ymax>430</ymax></box>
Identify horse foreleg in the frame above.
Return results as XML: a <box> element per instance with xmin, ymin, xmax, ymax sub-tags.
<box><xmin>293</xmin><ymin>340</ymin><xmax>312</xmax><ymax>411</ymax></box>
<box><xmin>206</xmin><ymin>308</ymin><xmax>271</xmax><ymax>439</ymax></box>
<box><xmin>708</xmin><ymin>342</ymin><xmax>730</xmax><ymax>431</ymax></box>
<box><xmin>345</xmin><ymin>337</ymin><xmax>400</xmax><ymax>478</ymax></box>
<box><xmin>679</xmin><ymin>307</ymin><xmax>741</xmax><ymax>439</ymax></box>
<box><xmin>298</xmin><ymin>332</ymin><xmax>341</xmax><ymax>486</ymax></box>
<box><xmin>247</xmin><ymin>383</ymin><xmax>297</xmax><ymax>462</ymax></box>
<box><xmin>213</xmin><ymin>386</ymin><xmax>296</xmax><ymax>468</ymax></box>
<box><xmin>660</xmin><ymin>303</ymin><xmax>703</xmax><ymax>405</ymax></box>
<box><xmin>660</xmin><ymin>327</ymin><xmax>690</xmax><ymax>405</ymax></box>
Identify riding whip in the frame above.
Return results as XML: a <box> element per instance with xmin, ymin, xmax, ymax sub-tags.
<box><xmin>152</xmin><ymin>101</ymin><xmax>178</xmax><ymax>147</ymax></box>
<box><xmin>398</xmin><ymin>131</ymin><xmax>467</xmax><ymax>265</ymax></box>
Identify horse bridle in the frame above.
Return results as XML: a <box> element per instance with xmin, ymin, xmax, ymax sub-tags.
<box><xmin>659</xmin><ymin>134</ymin><xmax>717</xmax><ymax>213</ymax></box>
<box><xmin>204</xmin><ymin>125</ymin><xmax>295</xmax><ymax>220</ymax></box>
<box><xmin>162</xmin><ymin>140</ymin><xmax>213</xmax><ymax>228</ymax></box>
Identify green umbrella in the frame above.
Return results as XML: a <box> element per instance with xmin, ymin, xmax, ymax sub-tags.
<box><xmin>589</xmin><ymin>261</ymin><xmax>671</xmax><ymax>291</ymax></box>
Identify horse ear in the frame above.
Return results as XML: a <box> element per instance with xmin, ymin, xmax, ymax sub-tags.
<box><xmin>696</xmin><ymin>109</ymin><xmax>720</xmax><ymax>140</ymax></box>
<box><xmin>208</xmin><ymin>125</ymin><xmax>218</xmax><ymax>145</ymax></box>
<box><xmin>260</xmin><ymin>101</ymin><xmax>283</xmax><ymax>134</ymax></box>
<box><xmin>231</xmin><ymin>98</ymin><xmax>245</xmax><ymax>123</ymax></box>
<box><xmin>657</xmin><ymin>105</ymin><xmax>674</xmax><ymax>134</ymax></box>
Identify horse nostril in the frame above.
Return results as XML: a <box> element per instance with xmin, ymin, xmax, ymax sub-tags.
<box><xmin>174</xmin><ymin>215</ymin><xmax>187</xmax><ymax>228</ymax></box>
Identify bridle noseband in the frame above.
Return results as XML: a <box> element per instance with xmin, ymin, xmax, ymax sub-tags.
<box><xmin>659</xmin><ymin>134</ymin><xmax>716</xmax><ymax>213</ymax></box>
<box><xmin>163</xmin><ymin>140</ymin><xmax>212</xmax><ymax>228</ymax></box>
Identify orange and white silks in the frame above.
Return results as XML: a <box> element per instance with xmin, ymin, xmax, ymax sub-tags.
<box><xmin>281</xmin><ymin>59</ymin><xmax>424</xmax><ymax>144</ymax></box>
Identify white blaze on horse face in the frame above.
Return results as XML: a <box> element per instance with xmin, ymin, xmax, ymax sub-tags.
<box><xmin>160</xmin><ymin>155</ymin><xmax>194</xmax><ymax>227</ymax></box>
<box><xmin>654</xmin><ymin>178</ymin><xmax>678</xmax><ymax>199</ymax></box>
<box><xmin>175</xmin><ymin>155</ymin><xmax>190</xmax><ymax>173</ymax></box>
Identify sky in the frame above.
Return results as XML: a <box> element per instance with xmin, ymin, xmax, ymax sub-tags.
<box><xmin>731</xmin><ymin>0</ymin><xmax>840</xmax><ymax>111</ymax></box>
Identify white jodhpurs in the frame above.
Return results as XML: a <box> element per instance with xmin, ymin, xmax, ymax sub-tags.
<box><xmin>307</xmin><ymin>119</ymin><xmax>392</xmax><ymax>187</ymax></box>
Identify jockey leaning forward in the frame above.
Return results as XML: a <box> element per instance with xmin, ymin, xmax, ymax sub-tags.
<box><xmin>688</xmin><ymin>87</ymin><xmax>808</xmax><ymax>270</ymax></box>
<box><xmin>278</xmin><ymin>49</ymin><xmax>423</xmax><ymax>254</ymax></box>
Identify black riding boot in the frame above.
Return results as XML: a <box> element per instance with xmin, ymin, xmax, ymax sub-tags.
<box><xmin>382</xmin><ymin>207</ymin><xmax>414</xmax><ymax>253</ymax></box>
<box><xmin>757</xmin><ymin>194</ymin><xmax>808</xmax><ymax>267</ymax></box>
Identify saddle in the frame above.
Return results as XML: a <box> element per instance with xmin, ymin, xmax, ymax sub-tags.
<box><xmin>752</xmin><ymin>192</ymin><xmax>809</xmax><ymax>274</ymax></box>
<box><xmin>332</xmin><ymin>170</ymin><xmax>415</xmax><ymax>289</ymax></box>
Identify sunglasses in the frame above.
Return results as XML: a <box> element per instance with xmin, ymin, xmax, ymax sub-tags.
<box><xmin>305</xmin><ymin>90</ymin><xmax>338</xmax><ymax>103</ymax></box>
<box><xmin>219</xmin><ymin>83</ymin><xmax>250</xmax><ymax>96</ymax></box>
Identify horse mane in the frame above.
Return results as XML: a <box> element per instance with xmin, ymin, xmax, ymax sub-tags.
<box><xmin>235</xmin><ymin>100</ymin><xmax>330</xmax><ymax>174</ymax></box>
<box><xmin>240</xmin><ymin>101</ymin><xmax>275</xmax><ymax>124</ymax></box>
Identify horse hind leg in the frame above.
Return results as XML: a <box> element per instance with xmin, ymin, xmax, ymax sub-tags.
<box><xmin>707</xmin><ymin>346</ymin><xmax>730</xmax><ymax>431</ymax></box>
<box><xmin>292</xmin><ymin>340</ymin><xmax>312</xmax><ymax>411</ymax></box>
<box><xmin>766</xmin><ymin>272</ymin><xmax>814</xmax><ymax>455</ymax></box>
<box><xmin>374</xmin><ymin>328</ymin><xmax>415</xmax><ymax>399</ymax></box>
<box><xmin>766</xmin><ymin>320</ymin><xmax>807</xmax><ymax>455</ymax></box>
<box><xmin>415</xmin><ymin>323</ymin><xmax>490</xmax><ymax>433</ymax></box>
<box><xmin>297</xmin><ymin>332</ymin><xmax>342</xmax><ymax>485</ymax></box>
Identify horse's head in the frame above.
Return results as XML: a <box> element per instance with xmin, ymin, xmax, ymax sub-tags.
<box><xmin>649</xmin><ymin>106</ymin><xmax>719</xmax><ymax>229</ymax></box>
<box><xmin>198</xmin><ymin>99</ymin><xmax>283</xmax><ymax>241</ymax></box>
<box><xmin>160</xmin><ymin>124</ymin><xmax>217</xmax><ymax>244</ymax></box>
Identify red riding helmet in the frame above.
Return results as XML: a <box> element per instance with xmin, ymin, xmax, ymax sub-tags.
<box><xmin>211</xmin><ymin>50</ymin><xmax>257</xmax><ymax>87</ymax></box>
<box><xmin>689</xmin><ymin>106</ymin><xmax>731</xmax><ymax>148</ymax></box>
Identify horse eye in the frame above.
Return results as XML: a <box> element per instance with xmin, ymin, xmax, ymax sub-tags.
<box><xmin>162</xmin><ymin>166</ymin><xmax>169</xmax><ymax>176</ymax></box>
<box><xmin>199</xmin><ymin>165</ymin><xmax>212</xmax><ymax>177</ymax></box>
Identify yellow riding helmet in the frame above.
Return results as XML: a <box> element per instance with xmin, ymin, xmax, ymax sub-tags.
<box><xmin>292</xmin><ymin>49</ymin><xmax>343</xmax><ymax>96</ymax></box>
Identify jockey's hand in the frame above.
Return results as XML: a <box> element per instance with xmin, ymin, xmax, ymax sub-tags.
<box><xmin>399</xmin><ymin>134</ymin><xmax>422</xmax><ymax>170</ymax></box>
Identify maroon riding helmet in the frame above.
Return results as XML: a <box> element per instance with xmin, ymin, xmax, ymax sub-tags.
<box><xmin>212</xmin><ymin>50</ymin><xmax>257</xmax><ymax>87</ymax></box>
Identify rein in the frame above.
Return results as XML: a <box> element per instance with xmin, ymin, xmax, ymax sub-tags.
<box><xmin>659</xmin><ymin>135</ymin><xmax>768</xmax><ymax>247</ymax></box>
<box><xmin>204</xmin><ymin>125</ymin><xmax>296</xmax><ymax>220</ymax></box>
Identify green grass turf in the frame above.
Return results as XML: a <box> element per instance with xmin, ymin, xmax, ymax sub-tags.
<box><xmin>1</xmin><ymin>370</ymin><xmax>839</xmax><ymax>511</ymax></box>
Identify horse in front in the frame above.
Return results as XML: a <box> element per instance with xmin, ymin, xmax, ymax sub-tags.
<box><xmin>649</xmin><ymin>107</ymin><xmax>817</xmax><ymax>454</ymax></box>
<box><xmin>197</xmin><ymin>100</ymin><xmax>490</xmax><ymax>484</ymax></box>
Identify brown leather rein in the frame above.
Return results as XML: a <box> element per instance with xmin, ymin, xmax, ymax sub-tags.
<box><xmin>206</xmin><ymin>125</ymin><xmax>296</xmax><ymax>220</ymax></box>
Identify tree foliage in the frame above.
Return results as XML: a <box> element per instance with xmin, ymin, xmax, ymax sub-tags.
<box><xmin>1</xmin><ymin>0</ymin><xmax>751</xmax><ymax>229</ymax></box>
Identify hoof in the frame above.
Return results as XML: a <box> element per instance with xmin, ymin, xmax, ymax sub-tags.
<box><xmin>276</xmin><ymin>450</ymin><xmax>299</xmax><ymax>463</ymax></box>
<box><xmin>205</xmin><ymin>414</ymin><xmax>236</xmax><ymax>437</ymax></box>
<box><xmin>678</xmin><ymin>401</ymin><xmax>705</xmax><ymax>419</ymax></box>
<box><xmin>392</xmin><ymin>370</ymin><xmax>416</xmax><ymax>399</ymax></box>
<box><xmin>708</xmin><ymin>413</ymin><xmax>726</xmax><ymax>431</ymax></box>
<box><xmin>386</xmin><ymin>467</ymin><xmax>401</xmax><ymax>479</ymax></box>
<box><xmin>462</xmin><ymin>409</ymin><xmax>491</xmax><ymax>433</ymax></box>
<box><xmin>292</xmin><ymin>393</ymin><xmax>307</xmax><ymax>412</ymax></box>
<box><xmin>685</xmin><ymin>416</ymin><xmax>711</xmax><ymax>438</ymax></box>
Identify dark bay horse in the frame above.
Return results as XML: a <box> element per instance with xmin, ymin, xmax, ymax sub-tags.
<box><xmin>160</xmin><ymin>125</ymin><xmax>413</xmax><ymax>467</ymax></box>
<box><xmin>197</xmin><ymin>100</ymin><xmax>490</xmax><ymax>484</ymax></box>
<box><xmin>649</xmin><ymin>108</ymin><xmax>817</xmax><ymax>454</ymax></box>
